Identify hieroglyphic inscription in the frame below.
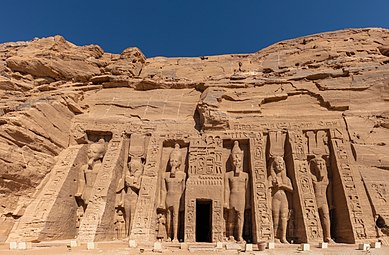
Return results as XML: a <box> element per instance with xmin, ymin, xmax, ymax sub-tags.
<box><xmin>330</xmin><ymin>130</ymin><xmax>368</xmax><ymax>240</ymax></box>
<box><xmin>143</xmin><ymin>136</ymin><xmax>163</xmax><ymax>177</ymax></box>
<box><xmin>188</xmin><ymin>135</ymin><xmax>223</xmax><ymax>175</ymax></box>
<box><xmin>185</xmin><ymin>134</ymin><xmax>224</xmax><ymax>242</ymax></box>
<box><xmin>130</xmin><ymin>135</ymin><xmax>163</xmax><ymax>241</ymax></box>
<box><xmin>7</xmin><ymin>145</ymin><xmax>83</xmax><ymax>241</ymax></box>
<box><xmin>230</xmin><ymin>120</ymin><xmax>340</xmax><ymax>132</ymax></box>
<box><xmin>185</xmin><ymin>199</ymin><xmax>196</xmax><ymax>242</ymax></box>
<box><xmin>213</xmin><ymin>200</ymin><xmax>223</xmax><ymax>242</ymax></box>
<box><xmin>289</xmin><ymin>130</ymin><xmax>322</xmax><ymax>242</ymax></box>
<box><xmin>249</xmin><ymin>133</ymin><xmax>273</xmax><ymax>242</ymax></box>
<box><xmin>78</xmin><ymin>138</ymin><xmax>124</xmax><ymax>242</ymax></box>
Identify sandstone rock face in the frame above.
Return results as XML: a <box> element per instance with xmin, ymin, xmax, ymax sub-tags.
<box><xmin>1</xmin><ymin>28</ymin><xmax>388</xmax><ymax>244</ymax></box>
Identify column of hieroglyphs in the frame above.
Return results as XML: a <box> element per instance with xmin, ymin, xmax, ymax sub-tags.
<box><xmin>329</xmin><ymin>128</ymin><xmax>376</xmax><ymax>242</ymax></box>
<box><xmin>288</xmin><ymin>130</ymin><xmax>322</xmax><ymax>243</ymax></box>
<box><xmin>130</xmin><ymin>134</ymin><xmax>163</xmax><ymax>242</ymax></box>
<box><xmin>249</xmin><ymin>131</ymin><xmax>273</xmax><ymax>243</ymax></box>
<box><xmin>7</xmin><ymin>145</ymin><xmax>85</xmax><ymax>242</ymax></box>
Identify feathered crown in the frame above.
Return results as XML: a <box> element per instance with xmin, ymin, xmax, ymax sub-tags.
<box><xmin>231</xmin><ymin>141</ymin><xmax>243</xmax><ymax>156</ymax></box>
<box><xmin>170</xmin><ymin>143</ymin><xmax>182</xmax><ymax>161</ymax></box>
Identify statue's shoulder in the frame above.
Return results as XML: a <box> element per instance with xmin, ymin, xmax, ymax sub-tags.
<box><xmin>176</xmin><ymin>171</ymin><xmax>186</xmax><ymax>179</ymax></box>
<box><xmin>225</xmin><ymin>171</ymin><xmax>233</xmax><ymax>178</ymax></box>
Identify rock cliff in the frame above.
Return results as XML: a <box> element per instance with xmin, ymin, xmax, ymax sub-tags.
<box><xmin>0</xmin><ymin>28</ymin><xmax>388</xmax><ymax>241</ymax></box>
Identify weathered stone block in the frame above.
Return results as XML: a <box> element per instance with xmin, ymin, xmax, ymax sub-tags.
<box><xmin>129</xmin><ymin>239</ymin><xmax>137</xmax><ymax>248</ymax></box>
<box><xmin>87</xmin><ymin>242</ymin><xmax>96</xmax><ymax>250</ymax></box>
<box><xmin>319</xmin><ymin>242</ymin><xmax>328</xmax><ymax>248</ymax></box>
<box><xmin>301</xmin><ymin>243</ymin><xmax>310</xmax><ymax>251</ymax></box>
<box><xmin>9</xmin><ymin>242</ymin><xmax>17</xmax><ymax>250</ymax></box>
<box><xmin>358</xmin><ymin>243</ymin><xmax>370</xmax><ymax>251</ymax></box>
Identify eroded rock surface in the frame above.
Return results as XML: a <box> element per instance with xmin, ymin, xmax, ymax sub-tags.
<box><xmin>0</xmin><ymin>28</ymin><xmax>388</xmax><ymax>244</ymax></box>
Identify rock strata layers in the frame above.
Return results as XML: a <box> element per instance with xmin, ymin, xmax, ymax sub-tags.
<box><xmin>0</xmin><ymin>28</ymin><xmax>388</xmax><ymax>243</ymax></box>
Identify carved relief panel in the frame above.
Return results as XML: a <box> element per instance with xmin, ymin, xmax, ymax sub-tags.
<box><xmin>185</xmin><ymin>134</ymin><xmax>224</xmax><ymax>243</ymax></box>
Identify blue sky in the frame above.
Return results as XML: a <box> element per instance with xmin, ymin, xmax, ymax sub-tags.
<box><xmin>1</xmin><ymin>0</ymin><xmax>388</xmax><ymax>57</ymax></box>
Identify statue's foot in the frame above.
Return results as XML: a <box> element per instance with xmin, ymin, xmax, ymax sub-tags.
<box><xmin>228</xmin><ymin>236</ymin><xmax>235</xmax><ymax>242</ymax></box>
<box><xmin>166</xmin><ymin>237</ymin><xmax>171</xmax><ymax>242</ymax></box>
<box><xmin>280</xmin><ymin>238</ymin><xmax>289</xmax><ymax>244</ymax></box>
<box><xmin>325</xmin><ymin>238</ymin><xmax>335</xmax><ymax>244</ymax></box>
<box><xmin>237</xmin><ymin>238</ymin><xmax>246</xmax><ymax>244</ymax></box>
<box><xmin>172</xmin><ymin>238</ymin><xmax>179</xmax><ymax>243</ymax></box>
<box><xmin>274</xmin><ymin>238</ymin><xmax>281</xmax><ymax>244</ymax></box>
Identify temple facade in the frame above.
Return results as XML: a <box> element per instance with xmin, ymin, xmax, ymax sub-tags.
<box><xmin>6</xmin><ymin>115</ymin><xmax>379</xmax><ymax>245</ymax></box>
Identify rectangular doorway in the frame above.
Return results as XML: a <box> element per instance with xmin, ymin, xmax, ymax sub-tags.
<box><xmin>196</xmin><ymin>199</ymin><xmax>212</xmax><ymax>242</ymax></box>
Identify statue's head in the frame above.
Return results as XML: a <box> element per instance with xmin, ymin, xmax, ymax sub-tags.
<box><xmin>169</xmin><ymin>143</ymin><xmax>182</xmax><ymax>173</ymax></box>
<box><xmin>310</xmin><ymin>156</ymin><xmax>327</xmax><ymax>179</ymax></box>
<box><xmin>272</xmin><ymin>156</ymin><xmax>285</xmax><ymax>174</ymax></box>
<box><xmin>129</xmin><ymin>157</ymin><xmax>143</xmax><ymax>177</ymax></box>
<box><xmin>231</xmin><ymin>141</ymin><xmax>243</xmax><ymax>173</ymax></box>
<box><xmin>87</xmin><ymin>139</ymin><xmax>106</xmax><ymax>162</ymax></box>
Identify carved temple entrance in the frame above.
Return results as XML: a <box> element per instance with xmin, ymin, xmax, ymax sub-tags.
<box><xmin>196</xmin><ymin>199</ymin><xmax>212</xmax><ymax>242</ymax></box>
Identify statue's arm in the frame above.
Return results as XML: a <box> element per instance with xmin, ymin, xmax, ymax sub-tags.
<box><xmin>130</xmin><ymin>181</ymin><xmax>141</xmax><ymax>191</ymax></box>
<box><xmin>224</xmin><ymin>174</ymin><xmax>230</xmax><ymax>208</ymax></box>
<box><xmin>245</xmin><ymin>173</ymin><xmax>249</xmax><ymax>191</ymax></box>
<box><xmin>181</xmin><ymin>172</ymin><xmax>187</xmax><ymax>193</ymax></box>
<box><xmin>76</xmin><ymin>165</ymin><xmax>86</xmax><ymax>196</ymax></box>
<box><xmin>326</xmin><ymin>176</ymin><xmax>334</xmax><ymax>209</ymax></box>
<box><xmin>159</xmin><ymin>175</ymin><xmax>167</xmax><ymax>208</ymax></box>
<box><xmin>282</xmin><ymin>177</ymin><xmax>293</xmax><ymax>192</ymax></box>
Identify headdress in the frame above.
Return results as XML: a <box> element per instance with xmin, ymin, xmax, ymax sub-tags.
<box><xmin>231</xmin><ymin>141</ymin><xmax>243</xmax><ymax>157</ymax></box>
<box><xmin>170</xmin><ymin>143</ymin><xmax>182</xmax><ymax>161</ymax></box>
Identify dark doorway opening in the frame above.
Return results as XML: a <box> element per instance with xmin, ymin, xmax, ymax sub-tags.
<box><xmin>196</xmin><ymin>200</ymin><xmax>212</xmax><ymax>242</ymax></box>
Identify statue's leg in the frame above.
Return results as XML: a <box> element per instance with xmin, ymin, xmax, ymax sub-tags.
<box><xmin>166</xmin><ymin>208</ymin><xmax>172</xmax><ymax>241</ymax></box>
<box><xmin>320</xmin><ymin>205</ymin><xmax>332</xmax><ymax>242</ymax></box>
<box><xmin>280</xmin><ymin>200</ymin><xmax>289</xmax><ymax>243</ymax></box>
<box><xmin>172</xmin><ymin>206</ymin><xmax>179</xmax><ymax>242</ymax></box>
<box><xmin>227</xmin><ymin>209</ymin><xmax>234</xmax><ymax>240</ymax></box>
<box><xmin>124</xmin><ymin>195</ymin><xmax>131</xmax><ymax>236</ymax></box>
<box><xmin>129</xmin><ymin>196</ymin><xmax>137</xmax><ymax>235</ymax></box>
<box><xmin>272</xmin><ymin>199</ymin><xmax>281</xmax><ymax>240</ymax></box>
<box><xmin>237</xmin><ymin>210</ymin><xmax>244</xmax><ymax>242</ymax></box>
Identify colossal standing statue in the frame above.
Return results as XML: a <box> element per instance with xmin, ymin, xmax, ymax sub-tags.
<box><xmin>159</xmin><ymin>144</ymin><xmax>186</xmax><ymax>242</ymax></box>
<box><xmin>268</xmin><ymin>156</ymin><xmax>293</xmax><ymax>243</ymax></box>
<box><xmin>310</xmin><ymin>156</ymin><xmax>334</xmax><ymax>243</ymax></box>
<box><xmin>224</xmin><ymin>141</ymin><xmax>248</xmax><ymax>243</ymax></box>
<box><xmin>75</xmin><ymin>139</ymin><xmax>106</xmax><ymax>206</ymax></box>
<box><xmin>117</xmin><ymin>157</ymin><xmax>144</xmax><ymax>237</ymax></box>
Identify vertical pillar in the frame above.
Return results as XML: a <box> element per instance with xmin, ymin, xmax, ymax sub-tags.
<box><xmin>329</xmin><ymin>128</ymin><xmax>376</xmax><ymax>242</ymax></box>
<box><xmin>77</xmin><ymin>136</ymin><xmax>125</xmax><ymax>242</ymax></box>
<box><xmin>130</xmin><ymin>135</ymin><xmax>163</xmax><ymax>242</ymax></box>
<box><xmin>185</xmin><ymin>198</ymin><xmax>196</xmax><ymax>242</ymax></box>
<box><xmin>249</xmin><ymin>132</ymin><xmax>273</xmax><ymax>242</ymax></box>
<box><xmin>7</xmin><ymin>145</ymin><xmax>85</xmax><ymax>242</ymax></box>
<box><xmin>288</xmin><ymin>130</ymin><xmax>322</xmax><ymax>243</ymax></box>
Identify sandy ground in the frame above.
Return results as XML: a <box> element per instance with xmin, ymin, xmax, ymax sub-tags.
<box><xmin>0</xmin><ymin>241</ymin><xmax>388</xmax><ymax>255</ymax></box>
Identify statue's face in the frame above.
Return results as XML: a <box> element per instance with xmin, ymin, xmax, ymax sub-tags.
<box><xmin>129</xmin><ymin>160</ymin><xmax>143</xmax><ymax>176</ymax></box>
<box><xmin>232</xmin><ymin>154</ymin><xmax>243</xmax><ymax>173</ymax></box>
<box><xmin>169</xmin><ymin>155</ymin><xmax>181</xmax><ymax>173</ymax></box>
<box><xmin>314</xmin><ymin>159</ymin><xmax>327</xmax><ymax>177</ymax></box>
<box><xmin>274</xmin><ymin>157</ymin><xmax>284</xmax><ymax>173</ymax></box>
<box><xmin>88</xmin><ymin>144</ymin><xmax>102</xmax><ymax>161</ymax></box>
